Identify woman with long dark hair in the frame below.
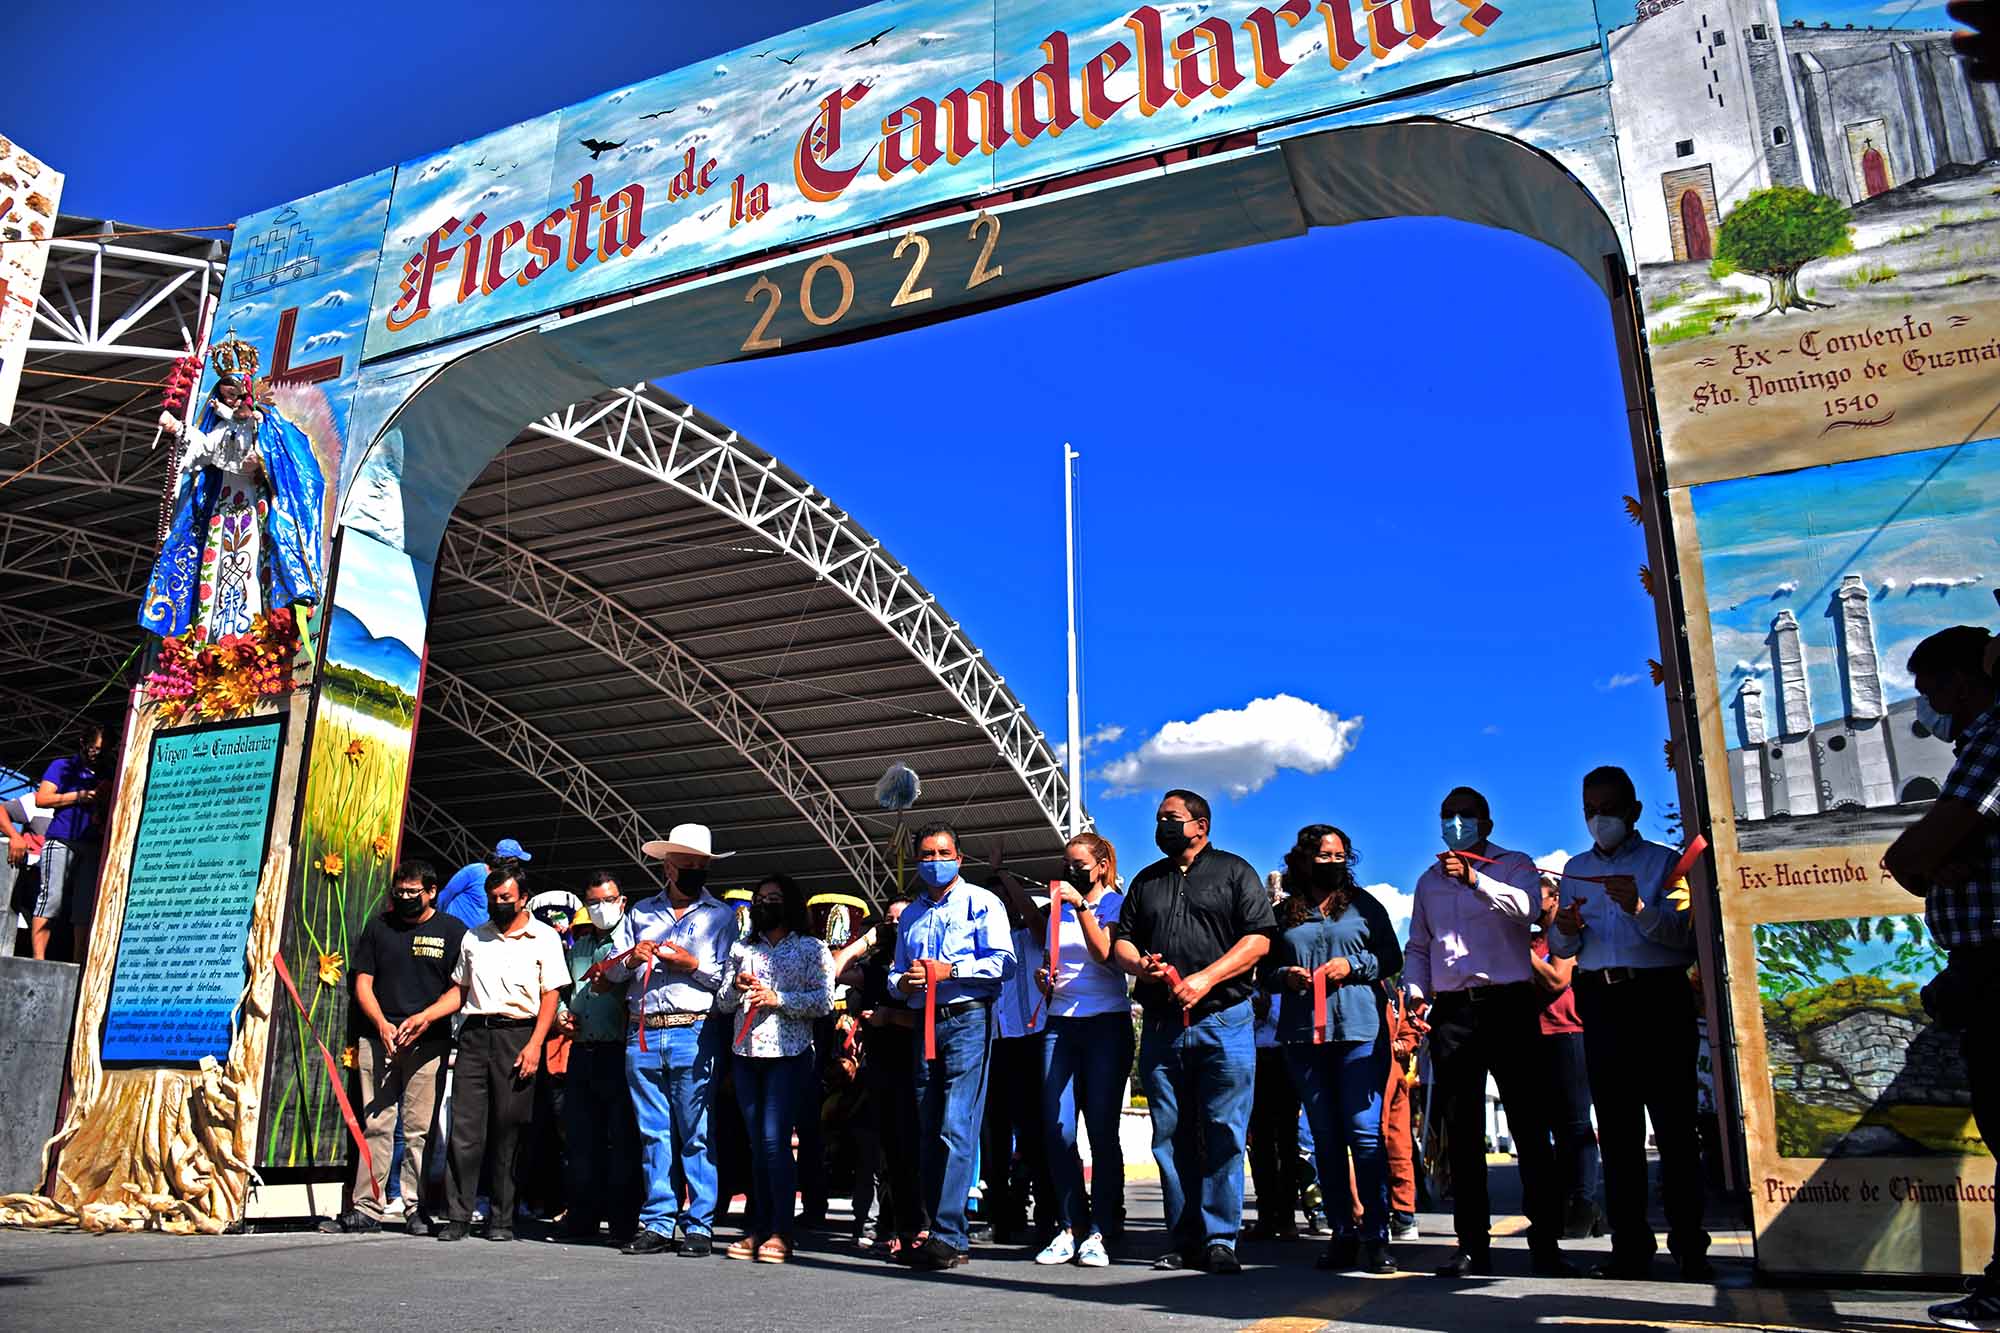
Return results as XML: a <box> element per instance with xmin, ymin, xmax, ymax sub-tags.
<box><xmin>1266</xmin><ymin>823</ymin><xmax>1402</xmax><ymax>1274</ymax></box>
<box><xmin>716</xmin><ymin>872</ymin><xmax>833</xmax><ymax>1264</ymax></box>
<box><xmin>1036</xmin><ymin>831</ymin><xmax>1132</xmax><ymax>1268</ymax></box>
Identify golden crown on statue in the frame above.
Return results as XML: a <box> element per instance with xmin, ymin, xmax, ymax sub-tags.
<box><xmin>209</xmin><ymin>329</ymin><xmax>261</xmax><ymax>380</ymax></box>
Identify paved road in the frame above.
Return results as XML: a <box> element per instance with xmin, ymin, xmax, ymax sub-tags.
<box><xmin>0</xmin><ymin>1183</ymin><xmax>1953</xmax><ymax>1333</ymax></box>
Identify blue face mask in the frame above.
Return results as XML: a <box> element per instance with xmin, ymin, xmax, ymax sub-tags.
<box><xmin>1441</xmin><ymin>815</ymin><xmax>1482</xmax><ymax>852</ymax></box>
<box><xmin>916</xmin><ymin>858</ymin><xmax>960</xmax><ymax>890</ymax></box>
<box><xmin>1918</xmin><ymin>697</ymin><xmax>1957</xmax><ymax>743</ymax></box>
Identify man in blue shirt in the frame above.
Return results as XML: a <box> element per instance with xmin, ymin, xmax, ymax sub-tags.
<box><xmin>1548</xmin><ymin>765</ymin><xmax>1707</xmax><ymax>1282</ymax></box>
<box><xmin>33</xmin><ymin>723</ymin><xmax>104</xmax><ymax>961</ymax></box>
<box><xmin>893</xmin><ymin>820</ymin><xmax>1015</xmax><ymax>1270</ymax></box>
<box><xmin>606</xmin><ymin>823</ymin><xmax>738</xmax><ymax>1257</ymax></box>
<box><xmin>436</xmin><ymin>838</ymin><xmax>534</xmax><ymax>930</ymax></box>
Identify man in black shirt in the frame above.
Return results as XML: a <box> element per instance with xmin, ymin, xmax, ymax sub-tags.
<box><xmin>320</xmin><ymin>860</ymin><xmax>467</xmax><ymax>1235</ymax></box>
<box><xmin>1111</xmin><ymin>789</ymin><xmax>1275</xmax><ymax>1275</ymax></box>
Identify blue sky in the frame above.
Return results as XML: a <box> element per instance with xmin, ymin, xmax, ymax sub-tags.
<box><xmin>7</xmin><ymin>0</ymin><xmax>1762</xmax><ymax>918</ymax></box>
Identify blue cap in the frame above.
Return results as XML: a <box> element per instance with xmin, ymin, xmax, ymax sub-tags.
<box><xmin>493</xmin><ymin>837</ymin><xmax>533</xmax><ymax>862</ymax></box>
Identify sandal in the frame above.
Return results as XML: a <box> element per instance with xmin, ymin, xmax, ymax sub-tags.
<box><xmin>725</xmin><ymin>1234</ymin><xmax>761</xmax><ymax>1261</ymax></box>
<box><xmin>756</xmin><ymin>1235</ymin><xmax>793</xmax><ymax>1264</ymax></box>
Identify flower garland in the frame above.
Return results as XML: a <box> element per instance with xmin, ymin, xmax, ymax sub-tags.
<box><xmin>144</xmin><ymin>606</ymin><xmax>303</xmax><ymax>726</ymax></box>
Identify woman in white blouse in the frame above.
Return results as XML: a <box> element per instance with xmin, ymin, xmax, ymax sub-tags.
<box><xmin>716</xmin><ymin>872</ymin><xmax>834</xmax><ymax>1263</ymax></box>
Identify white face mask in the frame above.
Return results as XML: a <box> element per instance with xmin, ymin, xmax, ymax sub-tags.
<box><xmin>1587</xmin><ymin>814</ymin><xmax>1630</xmax><ymax>851</ymax></box>
<box><xmin>586</xmin><ymin>900</ymin><xmax>624</xmax><ymax>931</ymax></box>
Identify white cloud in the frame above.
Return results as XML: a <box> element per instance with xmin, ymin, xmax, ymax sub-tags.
<box><xmin>713</xmin><ymin>63</ymin><xmax>729</xmax><ymax>77</ymax></box>
<box><xmin>1909</xmin><ymin>573</ymin><xmax>1982</xmax><ymax>592</ymax></box>
<box><xmin>1095</xmin><ymin>694</ymin><xmax>1361</xmax><ymax>799</ymax></box>
<box><xmin>1481</xmin><ymin>724</ymin><xmax>1503</xmax><ymax>736</ymax></box>
<box><xmin>1877</xmin><ymin>576</ymin><xmax>1899</xmax><ymax>595</ymax></box>
<box><xmin>299</xmin><ymin>330</ymin><xmax>349</xmax><ymax>352</ymax></box>
<box><xmin>1366</xmin><ymin>882</ymin><xmax>1414</xmax><ymax>943</ymax></box>
<box><xmin>1052</xmin><ymin>723</ymin><xmax>1125</xmax><ymax>767</ymax></box>
<box><xmin>1773</xmin><ymin>579</ymin><xmax>1799</xmax><ymax>597</ymax></box>
<box><xmin>1597</xmin><ymin>671</ymin><xmax>1647</xmax><ymax>691</ymax></box>
<box><xmin>1535</xmin><ymin>849</ymin><xmax>1573</xmax><ymax>877</ymax></box>
<box><xmin>311</xmin><ymin>289</ymin><xmax>351</xmax><ymax>309</ymax></box>
<box><xmin>1730</xmin><ymin>659</ymin><xmax>1769</xmax><ymax>678</ymax></box>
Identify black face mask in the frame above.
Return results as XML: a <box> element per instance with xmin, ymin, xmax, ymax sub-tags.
<box><xmin>1310</xmin><ymin>861</ymin><xmax>1353</xmax><ymax>894</ymax></box>
<box><xmin>488</xmin><ymin>900</ymin><xmax>520</xmax><ymax>927</ymax></box>
<box><xmin>750</xmin><ymin>902</ymin><xmax>784</xmax><ymax>933</ymax></box>
<box><xmin>392</xmin><ymin>894</ymin><xmax>426</xmax><ymax>921</ymax></box>
<box><xmin>1062</xmin><ymin>863</ymin><xmax>1093</xmax><ymax>892</ymax></box>
<box><xmin>674</xmin><ymin>867</ymin><xmax>709</xmax><ymax>895</ymax></box>
<box><xmin>1155</xmin><ymin>820</ymin><xmax>1193</xmax><ymax>856</ymax></box>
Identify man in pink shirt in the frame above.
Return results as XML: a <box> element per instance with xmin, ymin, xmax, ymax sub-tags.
<box><xmin>1404</xmin><ymin>786</ymin><xmax>1572</xmax><ymax>1279</ymax></box>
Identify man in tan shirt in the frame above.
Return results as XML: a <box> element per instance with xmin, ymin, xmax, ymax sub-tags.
<box><xmin>403</xmin><ymin>868</ymin><xmax>566</xmax><ymax>1242</ymax></box>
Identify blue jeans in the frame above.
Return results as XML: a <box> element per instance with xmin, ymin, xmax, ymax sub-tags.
<box><xmin>626</xmin><ymin>1014</ymin><xmax>727</xmax><ymax>1237</ymax></box>
<box><xmin>733</xmin><ymin>1050</ymin><xmax>814</xmax><ymax>1239</ymax></box>
<box><xmin>912</xmin><ymin>1002</ymin><xmax>994</xmax><ymax>1251</ymax></box>
<box><xmin>1043</xmin><ymin>1011</ymin><xmax>1132</xmax><ymax>1238</ymax></box>
<box><xmin>566</xmin><ymin>1042</ymin><xmax>641</xmax><ymax>1231</ymax></box>
<box><xmin>1285</xmin><ymin>1034</ymin><xmax>1390</xmax><ymax>1243</ymax></box>
<box><xmin>1139</xmin><ymin>999</ymin><xmax>1256</xmax><ymax>1251</ymax></box>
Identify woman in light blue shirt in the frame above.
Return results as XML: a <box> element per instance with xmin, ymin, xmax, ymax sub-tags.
<box><xmin>1036</xmin><ymin>832</ymin><xmax>1131</xmax><ymax>1269</ymax></box>
<box><xmin>1266</xmin><ymin>823</ymin><xmax>1401</xmax><ymax>1276</ymax></box>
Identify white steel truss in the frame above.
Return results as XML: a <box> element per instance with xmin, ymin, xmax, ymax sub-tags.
<box><xmin>526</xmin><ymin>386</ymin><xmax>1073</xmax><ymax>842</ymax></box>
<box><xmin>0</xmin><ymin>511</ymin><xmax>159</xmax><ymax>599</ymax></box>
<box><xmin>0</xmin><ymin>603</ymin><xmax>139</xmax><ymax>677</ymax></box>
<box><xmin>26</xmin><ymin>234</ymin><xmax>222</xmax><ymax>364</ymax></box>
<box><xmin>0</xmin><ymin>401</ymin><xmax>170</xmax><ymax>497</ymax></box>
<box><xmin>421</xmin><ymin>663</ymin><xmax>660</xmax><ymax>882</ymax></box>
<box><xmin>436</xmin><ymin>521</ymin><xmax>894</xmax><ymax>894</ymax></box>
<box><xmin>0</xmin><ymin>522</ymin><xmax>658</xmax><ymax>876</ymax></box>
<box><xmin>402</xmin><ymin>789</ymin><xmax>487</xmax><ymax>870</ymax></box>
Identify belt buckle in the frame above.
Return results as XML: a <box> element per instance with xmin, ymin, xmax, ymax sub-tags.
<box><xmin>1603</xmin><ymin>967</ymin><xmax>1631</xmax><ymax>985</ymax></box>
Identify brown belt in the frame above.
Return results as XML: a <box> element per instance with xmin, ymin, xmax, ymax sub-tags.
<box><xmin>632</xmin><ymin>1011</ymin><xmax>705</xmax><ymax>1031</ymax></box>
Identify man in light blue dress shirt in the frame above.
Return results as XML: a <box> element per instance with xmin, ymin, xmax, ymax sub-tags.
<box><xmin>894</xmin><ymin>820</ymin><xmax>1015</xmax><ymax>1269</ymax></box>
<box><xmin>606</xmin><ymin>823</ymin><xmax>739</xmax><ymax>1257</ymax></box>
<box><xmin>1548</xmin><ymin>765</ymin><xmax>1709</xmax><ymax>1282</ymax></box>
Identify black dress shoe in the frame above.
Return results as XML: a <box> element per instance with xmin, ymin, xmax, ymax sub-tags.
<box><xmin>1530</xmin><ymin>1250</ymin><xmax>1579</xmax><ymax>1278</ymax></box>
<box><xmin>1592</xmin><ymin>1255</ymin><xmax>1655</xmax><ymax>1281</ymax></box>
<box><xmin>1434</xmin><ymin>1249</ymin><xmax>1492</xmax><ymax>1278</ymax></box>
<box><xmin>1676</xmin><ymin>1254</ymin><xmax>1716</xmax><ymax>1283</ymax></box>
<box><xmin>622</xmin><ymin>1229</ymin><xmax>672</xmax><ymax>1256</ymax></box>
<box><xmin>915</xmin><ymin>1236</ymin><xmax>965</xmax><ymax>1270</ymax></box>
<box><xmin>435</xmin><ymin>1221</ymin><xmax>469</xmax><ymax>1243</ymax></box>
<box><xmin>680</xmin><ymin>1232</ymin><xmax>713</xmax><ymax>1258</ymax></box>
<box><xmin>1206</xmin><ymin>1244</ymin><xmax>1242</xmax><ymax>1275</ymax></box>
<box><xmin>486</xmin><ymin>1227</ymin><xmax>515</xmax><ymax>1243</ymax></box>
<box><xmin>1152</xmin><ymin>1249</ymin><xmax>1189</xmax><ymax>1271</ymax></box>
<box><xmin>1315</xmin><ymin>1236</ymin><xmax>1359</xmax><ymax>1271</ymax></box>
<box><xmin>315</xmin><ymin>1209</ymin><xmax>382</xmax><ymax>1235</ymax></box>
<box><xmin>1358</xmin><ymin>1241</ymin><xmax>1397</xmax><ymax>1275</ymax></box>
<box><xmin>405</xmin><ymin>1213</ymin><xmax>430</xmax><ymax>1237</ymax></box>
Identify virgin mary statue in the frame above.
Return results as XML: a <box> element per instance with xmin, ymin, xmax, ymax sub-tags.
<box><xmin>141</xmin><ymin>372</ymin><xmax>326</xmax><ymax>640</ymax></box>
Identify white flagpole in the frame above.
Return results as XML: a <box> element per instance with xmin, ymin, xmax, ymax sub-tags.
<box><xmin>1063</xmin><ymin>442</ymin><xmax>1084</xmax><ymax>838</ymax></box>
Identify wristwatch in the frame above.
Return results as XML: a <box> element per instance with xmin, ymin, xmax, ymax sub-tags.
<box><xmin>948</xmin><ymin>961</ymin><xmax>959</xmax><ymax>979</ymax></box>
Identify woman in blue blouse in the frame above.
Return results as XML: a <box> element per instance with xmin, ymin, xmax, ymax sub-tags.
<box><xmin>716</xmin><ymin>872</ymin><xmax>834</xmax><ymax>1264</ymax></box>
<box><xmin>1035</xmin><ymin>831</ymin><xmax>1131</xmax><ymax>1269</ymax></box>
<box><xmin>1267</xmin><ymin>823</ymin><xmax>1402</xmax><ymax>1275</ymax></box>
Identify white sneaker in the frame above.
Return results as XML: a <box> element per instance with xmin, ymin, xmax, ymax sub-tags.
<box><xmin>1036</xmin><ymin>1232</ymin><xmax>1077</xmax><ymax>1265</ymax></box>
<box><xmin>1076</xmin><ymin>1233</ymin><xmax>1110</xmax><ymax>1268</ymax></box>
<box><xmin>1390</xmin><ymin>1217</ymin><xmax>1420</xmax><ymax>1242</ymax></box>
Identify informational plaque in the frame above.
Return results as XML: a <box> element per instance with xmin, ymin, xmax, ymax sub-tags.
<box><xmin>101</xmin><ymin>716</ymin><xmax>286</xmax><ymax>1066</ymax></box>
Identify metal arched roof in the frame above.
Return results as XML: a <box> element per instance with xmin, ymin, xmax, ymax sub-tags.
<box><xmin>2</xmin><ymin>219</ymin><xmax>1072</xmax><ymax>901</ymax></box>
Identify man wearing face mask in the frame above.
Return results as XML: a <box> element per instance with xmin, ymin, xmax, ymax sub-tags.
<box><xmin>425</xmin><ymin>868</ymin><xmax>567</xmax><ymax>1242</ymax></box>
<box><xmin>319</xmin><ymin>861</ymin><xmax>466</xmax><ymax>1235</ymax></box>
<box><xmin>1405</xmin><ymin>786</ymin><xmax>1571</xmax><ymax>1279</ymax></box>
<box><xmin>1880</xmin><ymin>628</ymin><xmax>2000</xmax><ymax>1330</ymax></box>
<box><xmin>606</xmin><ymin>823</ymin><xmax>739</xmax><ymax>1258</ymax></box>
<box><xmin>558</xmin><ymin>872</ymin><xmax>641</xmax><ymax>1244</ymax></box>
<box><xmin>1545</xmin><ymin>766</ymin><xmax>1704</xmax><ymax>1281</ymax></box>
<box><xmin>1110</xmin><ymin>790</ymin><xmax>1276</xmax><ymax>1276</ymax></box>
<box><xmin>893</xmin><ymin>821</ymin><xmax>1015</xmax><ymax>1271</ymax></box>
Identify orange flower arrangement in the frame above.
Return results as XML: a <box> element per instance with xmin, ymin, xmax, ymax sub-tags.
<box><xmin>144</xmin><ymin>607</ymin><xmax>303</xmax><ymax>725</ymax></box>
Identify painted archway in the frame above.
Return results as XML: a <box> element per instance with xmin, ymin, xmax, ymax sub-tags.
<box><xmin>19</xmin><ymin>0</ymin><xmax>2000</xmax><ymax>1286</ymax></box>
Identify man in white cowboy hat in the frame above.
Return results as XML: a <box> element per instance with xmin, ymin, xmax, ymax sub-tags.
<box><xmin>604</xmin><ymin>823</ymin><xmax>738</xmax><ymax>1258</ymax></box>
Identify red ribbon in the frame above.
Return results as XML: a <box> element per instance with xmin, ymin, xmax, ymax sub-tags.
<box><xmin>735</xmin><ymin>957</ymin><xmax>761</xmax><ymax>1049</ymax></box>
<box><xmin>585</xmin><ymin>948</ymin><xmax>657</xmax><ymax>1052</ymax></box>
<box><xmin>1030</xmin><ymin>882</ymin><xmax>1062</xmax><ymax>1029</ymax></box>
<box><xmin>1155</xmin><ymin>956</ymin><xmax>1191</xmax><ymax>1028</ymax></box>
<box><xmin>1311</xmin><ymin>959</ymin><xmax>1344</xmax><ymax>1045</ymax></box>
<box><xmin>271</xmin><ymin>951</ymin><xmax>379</xmax><ymax>1201</ymax></box>
<box><xmin>918</xmin><ymin>959</ymin><xmax>952</xmax><ymax>1059</ymax></box>
<box><xmin>1441</xmin><ymin>834</ymin><xmax>1711</xmax><ymax>889</ymax></box>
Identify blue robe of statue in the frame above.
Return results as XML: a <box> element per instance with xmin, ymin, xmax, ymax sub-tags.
<box><xmin>140</xmin><ymin>396</ymin><xmax>325</xmax><ymax>639</ymax></box>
